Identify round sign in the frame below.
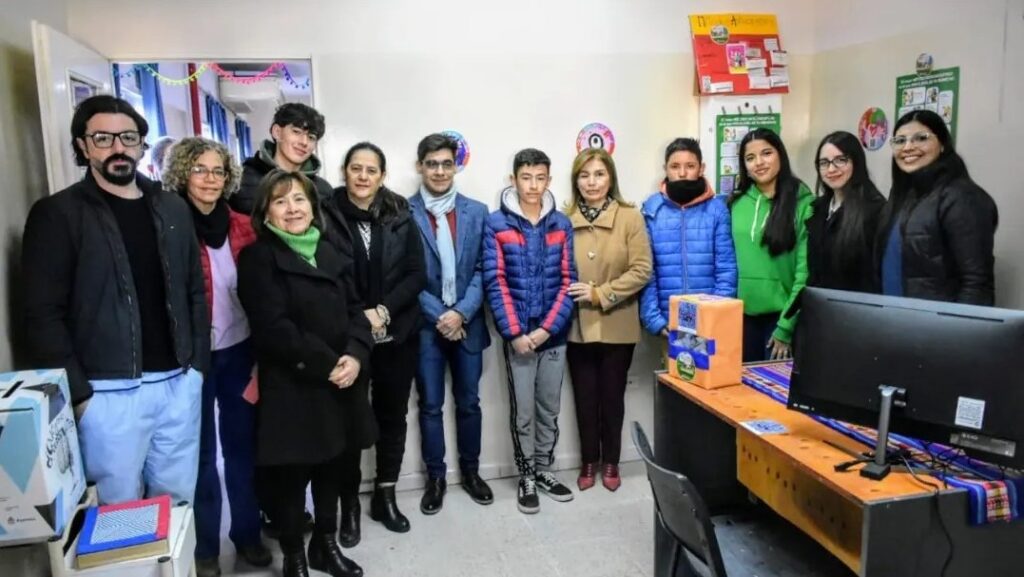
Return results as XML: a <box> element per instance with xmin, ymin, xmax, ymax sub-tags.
<box><xmin>710</xmin><ymin>25</ymin><xmax>730</xmax><ymax>45</ymax></box>
<box><xmin>440</xmin><ymin>130</ymin><xmax>471</xmax><ymax>172</ymax></box>
<box><xmin>858</xmin><ymin>107</ymin><xmax>889</xmax><ymax>151</ymax></box>
<box><xmin>916</xmin><ymin>53</ymin><xmax>934</xmax><ymax>75</ymax></box>
<box><xmin>576</xmin><ymin>123</ymin><xmax>616</xmax><ymax>155</ymax></box>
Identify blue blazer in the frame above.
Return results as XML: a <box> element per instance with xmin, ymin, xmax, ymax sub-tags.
<box><xmin>410</xmin><ymin>192</ymin><xmax>492</xmax><ymax>353</ymax></box>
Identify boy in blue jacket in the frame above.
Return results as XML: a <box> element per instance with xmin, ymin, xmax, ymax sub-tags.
<box><xmin>640</xmin><ymin>138</ymin><xmax>737</xmax><ymax>336</ymax></box>
<box><xmin>483</xmin><ymin>149</ymin><xmax>577</xmax><ymax>514</ymax></box>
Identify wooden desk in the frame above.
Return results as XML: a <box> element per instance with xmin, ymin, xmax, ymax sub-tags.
<box><xmin>653</xmin><ymin>364</ymin><xmax>1024</xmax><ymax>577</ymax></box>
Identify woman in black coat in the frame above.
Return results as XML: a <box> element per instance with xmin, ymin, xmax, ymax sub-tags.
<box><xmin>807</xmin><ymin>131</ymin><xmax>885</xmax><ymax>292</ymax></box>
<box><xmin>237</xmin><ymin>169</ymin><xmax>373</xmax><ymax>577</ymax></box>
<box><xmin>326</xmin><ymin>142</ymin><xmax>426</xmax><ymax>545</ymax></box>
<box><xmin>877</xmin><ymin>110</ymin><xmax>999</xmax><ymax>305</ymax></box>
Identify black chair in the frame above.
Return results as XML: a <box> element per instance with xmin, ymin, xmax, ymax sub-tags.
<box><xmin>632</xmin><ymin>421</ymin><xmax>728</xmax><ymax>577</ymax></box>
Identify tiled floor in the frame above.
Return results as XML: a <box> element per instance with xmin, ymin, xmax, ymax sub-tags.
<box><xmin>217</xmin><ymin>463</ymin><xmax>654</xmax><ymax>577</ymax></box>
<box><xmin>211</xmin><ymin>461</ymin><xmax>855</xmax><ymax>577</ymax></box>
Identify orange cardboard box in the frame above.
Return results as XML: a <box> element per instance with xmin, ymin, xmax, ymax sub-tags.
<box><xmin>666</xmin><ymin>294</ymin><xmax>743</xmax><ymax>389</ymax></box>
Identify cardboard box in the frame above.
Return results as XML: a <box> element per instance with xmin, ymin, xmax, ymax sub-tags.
<box><xmin>0</xmin><ymin>369</ymin><xmax>86</xmax><ymax>546</ymax></box>
<box><xmin>667</xmin><ymin>294</ymin><xmax>743</xmax><ymax>389</ymax></box>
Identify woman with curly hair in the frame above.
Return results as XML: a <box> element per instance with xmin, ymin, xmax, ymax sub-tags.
<box><xmin>163</xmin><ymin>137</ymin><xmax>270</xmax><ymax>576</ymax></box>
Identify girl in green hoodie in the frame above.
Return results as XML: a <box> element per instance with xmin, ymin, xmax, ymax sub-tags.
<box><xmin>728</xmin><ymin>128</ymin><xmax>814</xmax><ymax>362</ymax></box>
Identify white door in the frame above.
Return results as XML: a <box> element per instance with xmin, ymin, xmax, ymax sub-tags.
<box><xmin>32</xmin><ymin>21</ymin><xmax>112</xmax><ymax>194</ymax></box>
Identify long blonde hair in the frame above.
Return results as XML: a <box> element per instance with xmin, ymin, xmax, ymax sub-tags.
<box><xmin>565</xmin><ymin>148</ymin><xmax>633</xmax><ymax>214</ymax></box>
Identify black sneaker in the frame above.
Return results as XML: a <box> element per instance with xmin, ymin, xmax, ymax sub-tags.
<box><xmin>517</xmin><ymin>477</ymin><xmax>540</xmax><ymax>514</ymax></box>
<box><xmin>536</xmin><ymin>471</ymin><xmax>574</xmax><ymax>502</ymax></box>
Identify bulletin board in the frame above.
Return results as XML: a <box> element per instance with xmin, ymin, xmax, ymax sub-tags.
<box><xmin>689</xmin><ymin>13</ymin><xmax>789</xmax><ymax>96</ymax></box>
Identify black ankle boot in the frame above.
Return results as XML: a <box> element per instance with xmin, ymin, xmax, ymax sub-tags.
<box><xmin>307</xmin><ymin>532</ymin><xmax>363</xmax><ymax>577</ymax></box>
<box><xmin>282</xmin><ymin>550</ymin><xmax>310</xmax><ymax>577</ymax></box>
<box><xmin>338</xmin><ymin>497</ymin><xmax>361</xmax><ymax>548</ymax></box>
<box><xmin>370</xmin><ymin>484</ymin><xmax>410</xmax><ymax>533</ymax></box>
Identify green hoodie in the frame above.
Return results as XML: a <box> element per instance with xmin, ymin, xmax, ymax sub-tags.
<box><xmin>258</xmin><ymin>139</ymin><xmax>324</xmax><ymax>177</ymax></box>
<box><xmin>730</xmin><ymin>182</ymin><xmax>814</xmax><ymax>343</ymax></box>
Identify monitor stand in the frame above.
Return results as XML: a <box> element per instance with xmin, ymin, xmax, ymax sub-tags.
<box><xmin>860</xmin><ymin>385</ymin><xmax>907</xmax><ymax>480</ymax></box>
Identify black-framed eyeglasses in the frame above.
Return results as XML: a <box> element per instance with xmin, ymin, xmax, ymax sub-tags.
<box><xmin>82</xmin><ymin>131</ymin><xmax>142</xmax><ymax>148</ymax></box>
<box><xmin>191</xmin><ymin>166</ymin><xmax>228</xmax><ymax>180</ymax></box>
<box><xmin>817</xmin><ymin>156</ymin><xmax>850</xmax><ymax>170</ymax></box>
<box><xmin>423</xmin><ymin>159</ymin><xmax>456</xmax><ymax>171</ymax></box>
<box><xmin>891</xmin><ymin>132</ymin><xmax>935</xmax><ymax>149</ymax></box>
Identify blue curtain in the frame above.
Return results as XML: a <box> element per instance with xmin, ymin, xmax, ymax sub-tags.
<box><xmin>134</xmin><ymin>63</ymin><xmax>166</xmax><ymax>137</ymax></box>
<box><xmin>204</xmin><ymin>94</ymin><xmax>230</xmax><ymax>145</ymax></box>
<box><xmin>234</xmin><ymin>118</ymin><xmax>252</xmax><ymax>158</ymax></box>
<box><xmin>112</xmin><ymin>63</ymin><xmax>122</xmax><ymax>98</ymax></box>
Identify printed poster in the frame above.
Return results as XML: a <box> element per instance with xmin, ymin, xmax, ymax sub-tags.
<box><xmin>894</xmin><ymin>66</ymin><xmax>959</xmax><ymax>142</ymax></box>
<box><xmin>715</xmin><ymin>113</ymin><xmax>781</xmax><ymax>197</ymax></box>
<box><xmin>690</xmin><ymin>13</ymin><xmax>789</xmax><ymax>95</ymax></box>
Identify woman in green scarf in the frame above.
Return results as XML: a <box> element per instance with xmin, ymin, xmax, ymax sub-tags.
<box><xmin>237</xmin><ymin>170</ymin><xmax>374</xmax><ymax>577</ymax></box>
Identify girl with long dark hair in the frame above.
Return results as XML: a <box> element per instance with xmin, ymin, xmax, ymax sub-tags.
<box><xmin>728</xmin><ymin>128</ymin><xmax>814</xmax><ymax>362</ymax></box>
<box><xmin>878</xmin><ymin>110</ymin><xmax>998</xmax><ymax>304</ymax></box>
<box><xmin>807</xmin><ymin>131</ymin><xmax>885</xmax><ymax>292</ymax></box>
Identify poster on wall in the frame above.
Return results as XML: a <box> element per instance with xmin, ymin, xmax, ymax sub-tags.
<box><xmin>714</xmin><ymin>113</ymin><xmax>781</xmax><ymax>196</ymax></box>
<box><xmin>894</xmin><ymin>66</ymin><xmax>959</xmax><ymax>142</ymax></box>
<box><xmin>689</xmin><ymin>13</ymin><xmax>789</xmax><ymax>96</ymax></box>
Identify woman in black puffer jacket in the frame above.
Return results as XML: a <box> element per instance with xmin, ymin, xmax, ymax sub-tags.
<box><xmin>877</xmin><ymin>110</ymin><xmax>998</xmax><ymax>305</ymax></box>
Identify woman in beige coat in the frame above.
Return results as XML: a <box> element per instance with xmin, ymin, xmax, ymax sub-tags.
<box><xmin>565</xmin><ymin>148</ymin><xmax>652</xmax><ymax>491</ymax></box>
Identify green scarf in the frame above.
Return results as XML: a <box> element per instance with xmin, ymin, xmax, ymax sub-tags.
<box><xmin>267</xmin><ymin>223</ymin><xmax>320</xmax><ymax>267</ymax></box>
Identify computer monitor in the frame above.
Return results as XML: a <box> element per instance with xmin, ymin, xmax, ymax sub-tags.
<box><xmin>789</xmin><ymin>288</ymin><xmax>1024</xmax><ymax>477</ymax></box>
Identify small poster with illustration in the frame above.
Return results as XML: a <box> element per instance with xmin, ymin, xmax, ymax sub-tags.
<box><xmin>894</xmin><ymin>66</ymin><xmax>959</xmax><ymax>141</ymax></box>
<box><xmin>715</xmin><ymin>113</ymin><xmax>781</xmax><ymax>197</ymax></box>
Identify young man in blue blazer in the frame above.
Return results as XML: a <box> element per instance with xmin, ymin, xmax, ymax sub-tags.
<box><xmin>409</xmin><ymin>134</ymin><xmax>493</xmax><ymax>515</ymax></box>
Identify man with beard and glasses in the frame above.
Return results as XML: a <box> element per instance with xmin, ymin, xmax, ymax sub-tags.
<box><xmin>640</xmin><ymin>137</ymin><xmax>737</xmax><ymax>338</ymax></box>
<box><xmin>22</xmin><ymin>95</ymin><xmax>209</xmax><ymax>505</ymax></box>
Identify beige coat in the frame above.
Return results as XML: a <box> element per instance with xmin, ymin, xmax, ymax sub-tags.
<box><xmin>568</xmin><ymin>201</ymin><xmax>653</xmax><ymax>344</ymax></box>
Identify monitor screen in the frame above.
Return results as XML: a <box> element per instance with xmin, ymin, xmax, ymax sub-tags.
<box><xmin>789</xmin><ymin>288</ymin><xmax>1024</xmax><ymax>468</ymax></box>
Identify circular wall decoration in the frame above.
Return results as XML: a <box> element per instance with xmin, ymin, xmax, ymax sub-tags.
<box><xmin>441</xmin><ymin>130</ymin><xmax>471</xmax><ymax>172</ymax></box>
<box><xmin>858</xmin><ymin>107</ymin><xmax>888</xmax><ymax>151</ymax></box>
<box><xmin>576</xmin><ymin>123</ymin><xmax>616</xmax><ymax>155</ymax></box>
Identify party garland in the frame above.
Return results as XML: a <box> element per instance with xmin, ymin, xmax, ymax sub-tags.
<box><xmin>208</xmin><ymin>62</ymin><xmax>282</xmax><ymax>85</ymax></box>
<box><xmin>280</xmin><ymin>64</ymin><xmax>311</xmax><ymax>90</ymax></box>
<box><xmin>114</xmin><ymin>61</ymin><xmax>310</xmax><ymax>90</ymax></box>
<box><xmin>140</xmin><ymin>63</ymin><xmax>208</xmax><ymax>86</ymax></box>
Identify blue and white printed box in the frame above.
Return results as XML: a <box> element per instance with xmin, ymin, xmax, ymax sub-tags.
<box><xmin>0</xmin><ymin>369</ymin><xmax>86</xmax><ymax>546</ymax></box>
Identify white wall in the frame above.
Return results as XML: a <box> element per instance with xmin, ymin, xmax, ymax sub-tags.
<box><xmin>0</xmin><ymin>3</ymin><xmax>69</xmax><ymax>575</ymax></box>
<box><xmin>56</xmin><ymin>0</ymin><xmax>1024</xmax><ymax>488</ymax></box>
<box><xmin>809</xmin><ymin>0</ymin><xmax>1024</xmax><ymax>308</ymax></box>
<box><xmin>63</xmin><ymin>0</ymin><xmax>817</xmax><ymax>487</ymax></box>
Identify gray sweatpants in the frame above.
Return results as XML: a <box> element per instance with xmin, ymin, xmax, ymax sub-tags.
<box><xmin>503</xmin><ymin>342</ymin><xmax>567</xmax><ymax>478</ymax></box>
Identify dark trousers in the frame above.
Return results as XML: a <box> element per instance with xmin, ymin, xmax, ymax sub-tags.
<box><xmin>566</xmin><ymin>342</ymin><xmax>635</xmax><ymax>466</ymax></box>
<box><xmin>194</xmin><ymin>339</ymin><xmax>259</xmax><ymax>559</ymax></box>
<box><xmin>743</xmin><ymin>313</ymin><xmax>781</xmax><ymax>362</ymax></box>
<box><xmin>339</xmin><ymin>337</ymin><xmax>418</xmax><ymax>497</ymax></box>
<box><xmin>266</xmin><ymin>450</ymin><xmax>358</xmax><ymax>552</ymax></box>
<box><xmin>416</xmin><ymin>330</ymin><xmax>483</xmax><ymax>478</ymax></box>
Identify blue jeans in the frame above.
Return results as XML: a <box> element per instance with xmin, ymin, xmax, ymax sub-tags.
<box><xmin>194</xmin><ymin>340</ymin><xmax>260</xmax><ymax>559</ymax></box>
<box><xmin>79</xmin><ymin>367</ymin><xmax>202</xmax><ymax>505</ymax></box>
<box><xmin>416</xmin><ymin>330</ymin><xmax>483</xmax><ymax>479</ymax></box>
